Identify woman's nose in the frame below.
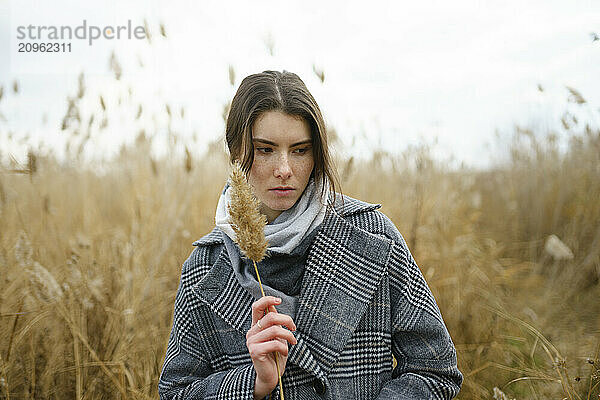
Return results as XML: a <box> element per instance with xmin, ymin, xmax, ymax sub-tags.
<box><xmin>274</xmin><ymin>154</ymin><xmax>292</xmax><ymax>180</ymax></box>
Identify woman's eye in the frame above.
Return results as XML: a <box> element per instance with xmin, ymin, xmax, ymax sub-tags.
<box><xmin>256</xmin><ymin>147</ymin><xmax>273</xmax><ymax>153</ymax></box>
<box><xmin>293</xmin><ymin>147</ymin><xmax>310</xmax><ymax>154</ymax></box>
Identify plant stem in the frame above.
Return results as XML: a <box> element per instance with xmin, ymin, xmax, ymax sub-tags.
<box><xmin>253</xmin><ymin>260</ymin><xmax>285</xmax><ymax>400</ymax></box>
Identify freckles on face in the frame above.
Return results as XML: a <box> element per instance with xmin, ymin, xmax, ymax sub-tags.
<box><xmin>247</xmin><ymin>110</ymin><xmax>314</xmax><ymax>222</ymax></box>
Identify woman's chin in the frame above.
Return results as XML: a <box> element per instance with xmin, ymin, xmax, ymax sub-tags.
<box><xmin>265</xmin><ymin>199</ymin><xmax>296</xmax><ymax>213</ymax></box>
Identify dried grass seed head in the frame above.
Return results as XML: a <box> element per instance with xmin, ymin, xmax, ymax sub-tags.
<box><xmin>227</xmin><ymin>161</ymin><xmax>268</xmax><ymax>262</ymax></box>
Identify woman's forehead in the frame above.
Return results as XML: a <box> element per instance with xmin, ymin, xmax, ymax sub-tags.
<box><xmin>253</xmin><ymin>111</ymin><xmax>311</xmax><ymax>143</ymax></box>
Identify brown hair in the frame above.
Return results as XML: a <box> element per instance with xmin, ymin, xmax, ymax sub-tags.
<box><xmin>225</xmin><ymin>70</ymin><xmax>341</xmax><ymax>205</ymax></box>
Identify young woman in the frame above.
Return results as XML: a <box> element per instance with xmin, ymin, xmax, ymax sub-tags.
<box><xmin>159</xmin><ymin>70</ymin><xmax>463</xmax><ymax>399</ymax></box>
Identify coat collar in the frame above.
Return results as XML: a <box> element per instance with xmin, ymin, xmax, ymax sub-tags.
<box><xmin>191</xmin><ymin>195</ymin><xmax>390</xmax><ymax>383</ymax></box>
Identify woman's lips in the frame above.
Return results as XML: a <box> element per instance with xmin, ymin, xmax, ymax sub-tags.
<box><xmin>270</xmin><ymin>188</ymin><xmax>295</xmax><ymax>197</ymax></box>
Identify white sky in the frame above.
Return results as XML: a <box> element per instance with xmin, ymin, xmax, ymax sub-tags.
<box><xmin>1</xmin><ymin>0</ymin><xmax>599</xmax><ymax>169</ymax></box>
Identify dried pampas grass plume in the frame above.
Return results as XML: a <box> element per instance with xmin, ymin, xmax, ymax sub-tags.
<box><xmin>227</xmin><ymin>160</ymin><xmax>285</xmax><ymax>400</ymax></box>
<box><xmin>227</xmin><ymin>161</ymin><xmax>269</xmax><ymax>262</ymax></box>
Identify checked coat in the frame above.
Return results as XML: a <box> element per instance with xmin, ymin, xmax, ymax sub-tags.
<box><xmin>159</xmin><ymin>195</ymin><xmax>463</xmax><ymax>399</ymax></box>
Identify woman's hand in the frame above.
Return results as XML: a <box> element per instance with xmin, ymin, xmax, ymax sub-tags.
<box><xmin>246</xmin><ymin>296</ymin><xmax>297</xmax><ymax>399</ymax></box>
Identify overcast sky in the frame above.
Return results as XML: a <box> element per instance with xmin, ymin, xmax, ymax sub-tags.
<box><xmin>1</xmin><ymin>0</ymin><xmax>599</xmax><ymax>169</ymax></box>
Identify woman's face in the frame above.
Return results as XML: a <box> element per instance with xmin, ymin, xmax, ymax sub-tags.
<box><xmin>248</xmin><ymin>110</ymin><xmax>314</xmax><ymax>223</ymax></box>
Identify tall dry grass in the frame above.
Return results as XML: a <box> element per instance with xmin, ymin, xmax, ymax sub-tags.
<box><xmin>1</xmin><ymin>72</ymin><xmax>599</xmax><ymax>399</ymax></box>
<box><xmin>1</xmin><ymin>139</ymin><xmax>230</xmax><ymax>399</ymax></box>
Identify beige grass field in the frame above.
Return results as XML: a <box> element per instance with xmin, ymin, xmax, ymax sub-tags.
<box><xmin>0</xmin><ymin>77</ymin><xmax>599</xmax><ymax>399</ymax></box>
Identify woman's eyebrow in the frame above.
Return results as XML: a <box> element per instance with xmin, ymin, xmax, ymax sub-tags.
<box><xmin>252</xmin><ymin>138</ymin><xmax>312</xmax><ymax>147</ymax></box>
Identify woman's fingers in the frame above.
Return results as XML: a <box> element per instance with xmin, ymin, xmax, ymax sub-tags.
<box><xmin>247</xmin><ymin>312</ymin><xmax>296</xmax><ymax>338</ymax></box>
<box><xmin>247</xmin><ymin>298</ymin><xmax>295</xmax><ymax>397</ymax></box>
<box><xmin>248</xmin><ymin>339</ymin><xmax>290</xmax><ymax>359</ymax></box>
<box><xmin>247</xmin><ymin>325</ymin><xmax>297</xmax><ymax>346</ymax></box>
<box><xmin>251</xmin><ymin>296</ymin><xmax>281</xmax><ymax>324</ymax></box>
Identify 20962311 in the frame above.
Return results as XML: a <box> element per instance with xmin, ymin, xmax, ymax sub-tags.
<box><xmin>18</xmin><ymin>42</ymin><xmax>71</xmax><ymax>52</ymax></box>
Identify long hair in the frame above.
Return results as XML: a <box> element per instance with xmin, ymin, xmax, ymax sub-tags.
<box><xmin>225</xmin><ymin>70</ymin><xmax>341</xmax><ymax>205</ymax></box>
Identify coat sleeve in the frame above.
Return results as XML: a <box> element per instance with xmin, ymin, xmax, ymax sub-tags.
<box><xmin>158</xmin><ymin>247</ymin><xmax>257</xmax><ymax>400</ymax></box>
<box><xmin>376</xmin><ymin>217</ymin><xmax>463</xmax><ymax>400</ymax></box>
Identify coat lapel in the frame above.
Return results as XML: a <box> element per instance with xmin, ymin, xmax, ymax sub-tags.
<box><xmin>192</xmin><ymin>241</ymin><xmax>254</xmax><ymax>334</ymax></box>
<box><xmin>190</xmin><ymin>197</ymin><xmax>392</xmax><ymax>383</ymax></box>
<box><xmin>292</xmin><ymin>206</ymin><xmax>393</xmax><ymax>376</ymax></box>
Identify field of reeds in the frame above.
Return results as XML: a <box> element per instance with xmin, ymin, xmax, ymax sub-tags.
<box><xmin>0</xmin><ymin>68</ymin><xmax>599</xmax><ymax>400</ymax></box>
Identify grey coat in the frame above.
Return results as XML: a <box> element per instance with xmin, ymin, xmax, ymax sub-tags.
<box><xmin>158</xmin><ymin>195</ymin><xmax>463</xmax><ymax>399</ymax></box>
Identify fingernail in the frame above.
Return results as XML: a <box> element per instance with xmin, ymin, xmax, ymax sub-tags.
<box><xmin>275</xmin><ymin>298</ymin><xmax>281</xmax><ymax>303</ymax></box>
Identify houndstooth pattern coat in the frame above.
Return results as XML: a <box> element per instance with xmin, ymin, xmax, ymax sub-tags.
<box><xmin>159</xmin><ymin>195</ymin><xmax>463</xmax><ymax>399</ymax></box>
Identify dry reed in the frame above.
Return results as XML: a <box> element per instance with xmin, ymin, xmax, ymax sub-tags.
<box><xmin>227</xmin><ymin>160</ymin><xmax>286</xmax><ymax>400</ymax></box>
<box><xmin>227</xmin><ymin>161</ymin><xmax>268</xmax><ymax>262</ymax></box>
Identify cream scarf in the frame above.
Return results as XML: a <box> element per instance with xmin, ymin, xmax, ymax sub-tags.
<box><xmin>215</xmin><ymin>177</ymin><xmax>328</xmax><ymax>255</ymax></box>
